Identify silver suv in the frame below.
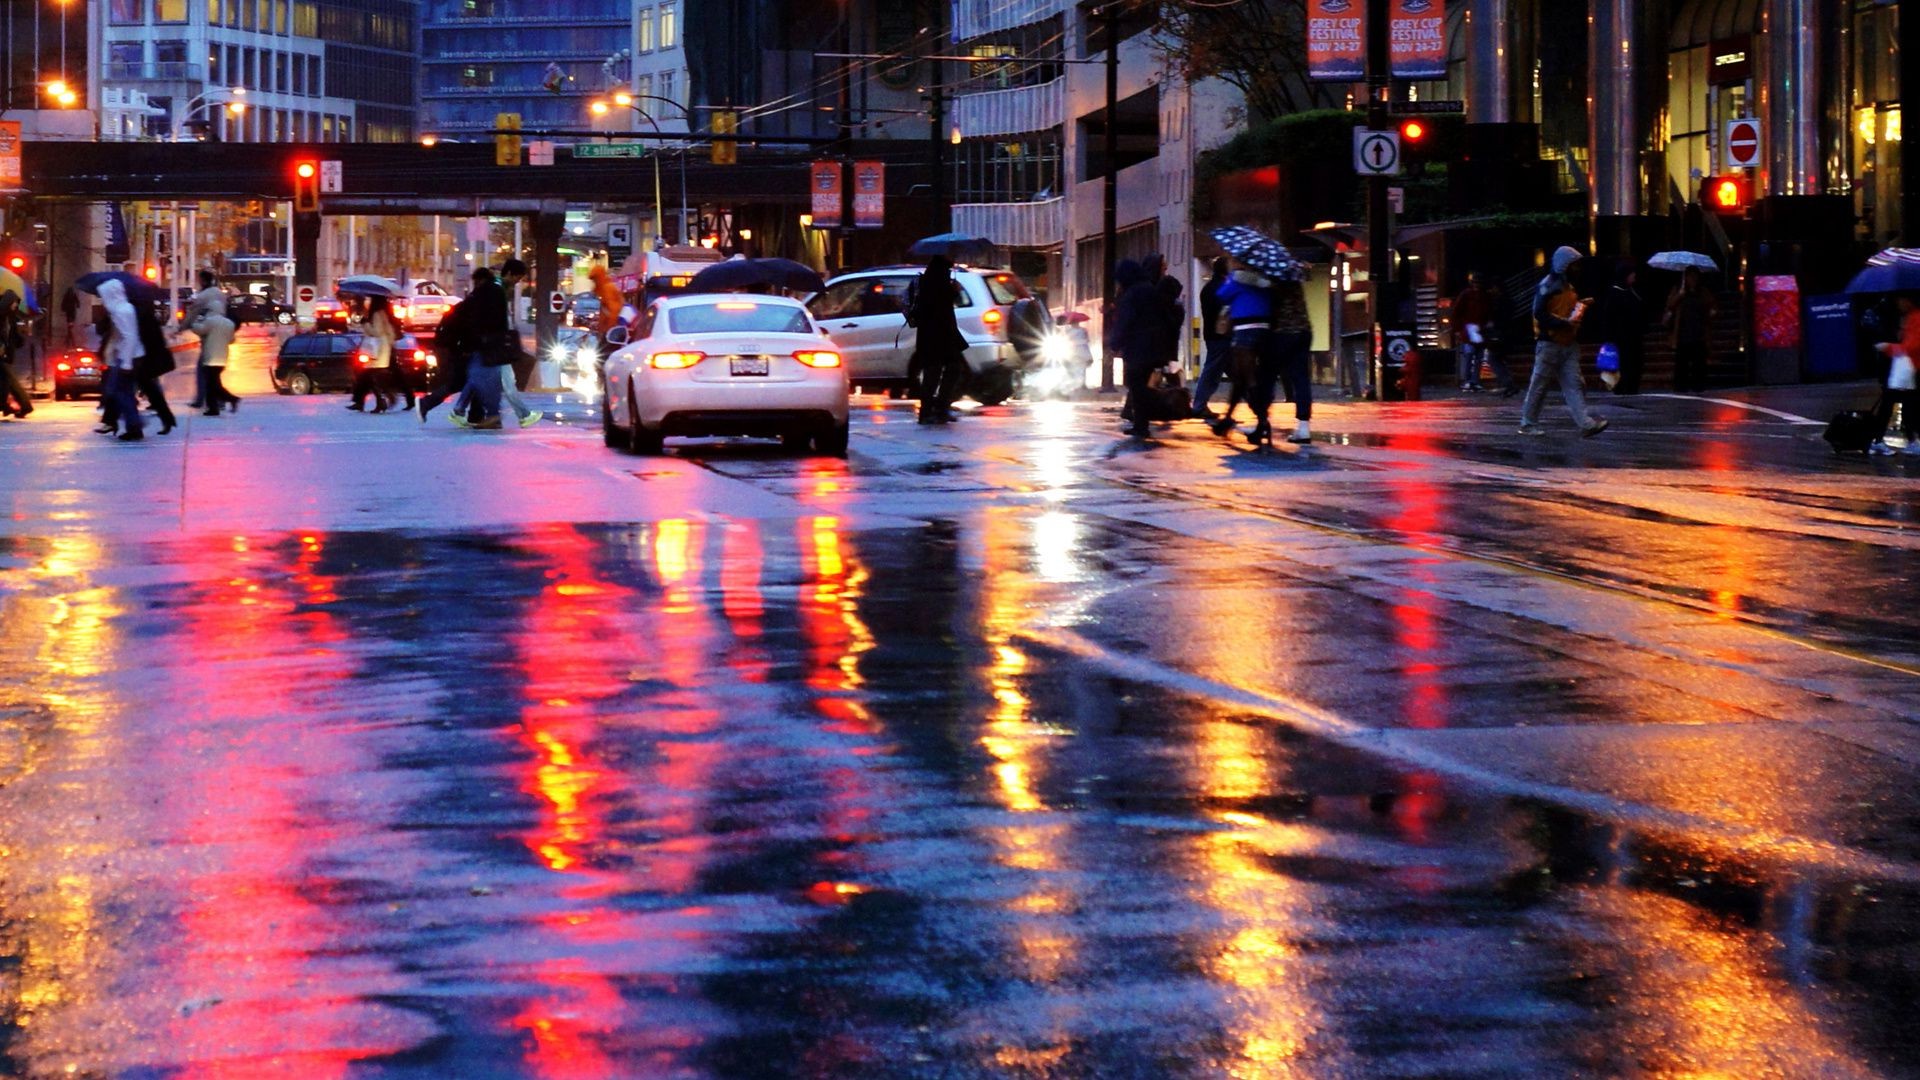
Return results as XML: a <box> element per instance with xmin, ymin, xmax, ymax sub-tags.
<box><xmin>808</xmin><ymin>266</ymin><xmax>1052</xmax><ymax>404</ymax></box>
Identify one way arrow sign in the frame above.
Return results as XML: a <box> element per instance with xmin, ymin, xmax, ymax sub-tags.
<box><xmin>1353</xmin><ymin>129</ymin><xmax>1402</xmax><ymax>177</ymax></box>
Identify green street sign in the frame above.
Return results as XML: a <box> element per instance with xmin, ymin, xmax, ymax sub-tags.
<box><xmin>574</xmin><ymin>143</ymin><xmax>647</xmax><ymax>159</ymax></box>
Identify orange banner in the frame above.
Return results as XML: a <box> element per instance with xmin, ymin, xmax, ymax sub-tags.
<box><xmin>1390</xmin><ymin>0</ymin><xmax>1447</xmax><ymax>80</ymax></box>
<box><xmin>0</xmin><ymin>122</ymin><xmax>20</xmax><ymax>189</ymax></box>
<box><xmin>809</xmin><ymin>161</ymin><xmax>842</xmax><ymax>230</ymax></box>
<box><xmin>851</xmin><ymin>161</ymin><xmax>884</xmax><ymax>230</ymax></box>
<box><xmin>1307</xmin><ymin>0</ymin><xmax>1365</xmax><ymax>81</ymax></box>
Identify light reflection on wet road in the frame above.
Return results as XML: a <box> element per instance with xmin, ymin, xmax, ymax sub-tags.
<box><xmin>0</xmin><ymin>383</ymin><xmax>1917</xmax><ymax>1076</ymax></box>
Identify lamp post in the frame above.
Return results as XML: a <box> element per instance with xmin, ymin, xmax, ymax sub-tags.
<box><xmin>0</xmin><ymin>79</ymin><xmax>80</xmax><ymax>120</ymax></box>
<box><xmin>174</xmin><ymin>86</ymin><xmax>246</xmax><ymax>142</ymax></box>
<box><xmin>593</xmin><ymin>91</ymin><xmax>694</xmax><ymax>245</ymax></box>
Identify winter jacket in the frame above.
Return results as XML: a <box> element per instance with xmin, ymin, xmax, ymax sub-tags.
<box><xmin>1216</xmin><ymin>270</ymin><xmax>1276</xmax><ymax>326</ymax></box>
<box><xmin>98</xmin><ymin>280</ymin><xmax>142</xmax><ymax>370</ymax></box>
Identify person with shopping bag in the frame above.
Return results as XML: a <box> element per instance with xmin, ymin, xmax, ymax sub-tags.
<box><xmin>1869</xmin><ymin>293</ymin><xmax>1920</xmax><ymax>455</ymax></box>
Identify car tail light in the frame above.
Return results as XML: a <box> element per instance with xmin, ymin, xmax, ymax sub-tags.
<box><xmin>793</xmin><ymin>350</ymin><xmax>841</xmax><ymax>368</ymax></box>
<box><xmin>982</xmin><ymin>308</ymin><xmax>1005</xmax><ymax>334</ymax></box>
<box><xmin>55</xmin><ymin>361</ymin><xmax>71</xmax><ymax>372</ymax></box>
<box><xmin>648</xmin><ymin>350</ymin><xmax>704</xmax><ymax>369</ymax></box>
<box><xmin>355</xmin><ymin>352</ymin><xmax>373</xmax><ymax>364</ymax></box>
<box><xmin>392</xmin><ymin>302</ymin><xmax>409</xmax><ymax>318</ymax></box>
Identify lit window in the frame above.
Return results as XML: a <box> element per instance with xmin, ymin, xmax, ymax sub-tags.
<box><xmin>638</xmin><ymin>8</ymin><xmax>654</xmax><ymax>51</ymax></box>
<box><xmin>660</xmin><ymin>4</ymin><xmax>677</xmax><ymax>49</ymax></box>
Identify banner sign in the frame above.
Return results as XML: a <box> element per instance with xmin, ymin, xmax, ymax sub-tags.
<box><xmin>809</xmin><ymin>161</ymin><xmax>843</xmax><ymax>229</ymax></box>
<box><xmin>852</xmin><ymin>161</ymin><xmax>884</xmax><ymax>230</ymax></box>
<box><xmin>1307</xmin><ymin>0</ymin><xmax>1365</xmax><ymax>81</ymax></box>
<box><xmin>0</xmin><ymin>122</ymin><xmax>19</xmax><ymax>189</ymax></box>
<box><xmin>1753</xmin><ymin>275</ymin><xmax>1802</xmax><ymax>349</ymax></box>
<box><xmin>1390</xmin><ymin>0</ymin><xmax>1447</xmax><ymax>80</ymax></box>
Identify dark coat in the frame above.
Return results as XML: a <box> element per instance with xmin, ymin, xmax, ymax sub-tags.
<box><xmin>1200</xmin><ymin>273</ymin><xmax>1229</xmax><ymax>343</ymax></box>
<box><xmin>1593</xmin><ymin>283</ymin><xmax>1645</xmax><ymax>353</ymax></box>
<box><xmin>463</xmin><ymin>279</ymin><xmax>512</xmax><ymax>365</ymax></box>
<box><xmin>1112</xmin><ymin>280</ymin><xmax>1176</xmax><ymax>377</ymax></box>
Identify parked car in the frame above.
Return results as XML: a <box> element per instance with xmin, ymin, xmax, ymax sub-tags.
<box><xmin>390</xmin><ymin>281</ymin><xmax>455</xmax><ymax>333</ymax></box>
<box><xmin>566</xmin><ymin>294</ymin><xmax>601</xmax><ymax>329</ymax></box>
<box><xmin>227</xmin><ymin>293</ymin><xmax>295</xmax><ymax>326</ymax></box>
<box><xmin>273</xmin><ymin>330</ymin><xmax>431</xmax><ymax>395</ymax></box>
<box><xmin>600</xmin><ymin>294</ymin><xmax>849</xmax><ymax>457</ymax></box>
<box><xmin>51</xmin><ymin>345</ymin><xmax>106</xmax><ymax>400</ymax></box>
<box><xmin>806</xmin><ymin>265</ymin><xmax>1052</xmax><ymax>403</ymax></box>
<box><xmin>311</xmin><ymin>295</ymin><xmax>349</xmax><ymax>331</ymax></box>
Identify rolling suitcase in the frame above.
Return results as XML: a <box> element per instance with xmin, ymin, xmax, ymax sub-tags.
<box><xmin>1823</xmin><ymin>410</ymin><xmax>1878</xmax><ymax>455</ymax></box>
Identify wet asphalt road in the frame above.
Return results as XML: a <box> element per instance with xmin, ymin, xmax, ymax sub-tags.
<box><xmin>1</xmin><ymin>334</ymin><xmax>1919</xmax><ymax>1077</ymax></box>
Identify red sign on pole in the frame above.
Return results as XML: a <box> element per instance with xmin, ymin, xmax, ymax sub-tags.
<box><xmin>852</xmin><ymin>161</ymin><xmax>885</xmax><ymax>230</ymax></box>
<box><xmin>809</xmin><ymin>161</ymin><xmax>843</xmax><ymax>230</ymax></box>
<box><xmin>1307</xmin><ymin>0</ymin><xmax>1365</xmax><ymax>81</ymax></box>
<box><xmin>0</xmin><ymin>122</ymin><xmax>20</xmax><ymax>189</ymax></box>
<box><xmin>1724</xmin><ymin>119</ymin><xmax>1762</xmax><ymax>170</ymax></box>
<box><xmin>295</xmin><ymin>284</ymin><xmax>316</xmax><ymax>304</ymax></box>
<box><xmin>1389</xmin><ymin>0</ymin><xmax>1446</xmax><ymax>80</ymax></box>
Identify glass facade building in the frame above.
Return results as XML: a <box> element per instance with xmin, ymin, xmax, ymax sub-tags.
<box><xmin>420</xmin><ymin>0</ymin><xmax>630</xmax><ymax>135</ymax></box>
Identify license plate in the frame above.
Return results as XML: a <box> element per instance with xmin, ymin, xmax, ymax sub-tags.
<box><xmin>75</xmin><ymin>367</ymin><xmax>97</xmax><ymax>376</ymax></box>
<box><xmin>729</xmin><ymin>356</ymin><xmax>769</xmax><ymax>377</ymax></box>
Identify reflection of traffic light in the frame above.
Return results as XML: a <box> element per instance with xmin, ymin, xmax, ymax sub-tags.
<box><xmin>1701</xmin><ymin>175</ymin><xmax>1749</xmax><ymax>214</ymax></box>
<box><xmin>293</xmin><ymin>159</ymin><xmax>320</xmax><ymax>212</ymax></box>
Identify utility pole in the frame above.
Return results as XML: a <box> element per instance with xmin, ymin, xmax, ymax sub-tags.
<box><xmin>1365</xmin><ymin>0</ymin><xmax>1391</xmax><ymax>397</ymax></box>
<box><xmin>928</xmin><ymin>0</ymin><xmax>949</xmax><ymax>233</ymax></box>
<box><xmin>1099</xmin><ymin>0</ymin><xmax>1120</xmax><ymax>392</ymax></box>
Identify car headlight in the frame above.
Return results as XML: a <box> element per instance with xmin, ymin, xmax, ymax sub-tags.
<box><xmin>1039</xmin><ymin>332</ymin><xmax>1073</xmax><ymax>365</ymax></box>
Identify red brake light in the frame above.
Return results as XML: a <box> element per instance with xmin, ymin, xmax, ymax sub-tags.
<box><xmin>55</xmin><ymin>361</ymin><xmax>71</xmax><ymax>372</ymax></box>
<box><xmin>648</xmin><ymin>350</ymin><xmax>704</xmax><ymax>369</ymax></box>
<box><xmin>355</xmin><ymin>353</ymin><xmax>373</xmax><ymax>364</ymax></box>
<box><xmin>794</xmin><ymin>350</ymin><xmax>842</xmax><ymax>368</ymax></box>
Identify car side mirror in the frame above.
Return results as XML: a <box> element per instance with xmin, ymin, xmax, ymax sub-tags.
<box><xmin>605</xmin><ymin>326</ymin><xmax>629</xmax><ymax>346</ymax></box>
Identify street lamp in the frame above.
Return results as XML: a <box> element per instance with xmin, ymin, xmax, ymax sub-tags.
<box><xmin>591</xmin><ymin>90</ymin><xmax>695</xmax><ymax>245</ymax></box>
<box><xmin>175</xmin><ymin>86</ymin><xmax>246</xmax><ymax>142</ymax></box>
<box><xmin>0</xmin><ymin>79</ymin><xmax>82</xmax><ymax>119</ymax></box>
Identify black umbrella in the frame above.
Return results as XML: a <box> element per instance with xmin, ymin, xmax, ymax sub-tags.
<box><xmin>908</xmin><ymin>233</ymin><xmax>998</xmax><ymax>264</ymax></box>
<box><xmin>74</xmin><ymin>270</ymin><xmax>165</xmax><ymax>300</ymax></box>
<box><xmin>687</xmin><ymin>257</ymin><xmax>826</xmax><ymax>295</ymax></box>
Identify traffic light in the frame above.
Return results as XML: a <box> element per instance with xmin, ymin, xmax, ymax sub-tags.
<box><xmin>1702</xmin><ymin>174</ymin><xmax>1749</xmax><ymax>214</ymax></box>
<box><xmin>142</xmin><ymin>265</ymin><xmax>160</xmax><ymax>282</ymax></box>
<box><xmin>1398</xmin><ymin>119</ymin><xmax>1429</xmax><ymax>145</ymax></box>
<box><xmin>495</xmin><ymin>112</ymin><xmax>522</xmax><ymax>166</ymax></box>
<box><xmin>293</xmin><ymin>159</ymin><xmax>320</xmax><ymax>212</ymax></box>
<box><xmin>710</xmin><ymin>110</ymin><xmax>738</xmax><ymax>165</ymax></box>
<box><xmin>4</xmin><ymin>254</ymin><xmax>25</xmax><ymax>273</ymax></box>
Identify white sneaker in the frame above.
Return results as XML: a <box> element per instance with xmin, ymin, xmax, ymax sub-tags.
<box><xmin>519</xmin><ymin>410</ymin><xmax>543</xmax><ymax>428</ymax></box>
<box><xmin>1868</xmin><ymin>440</ymin><xmax>1895</xmax><ymax>456</ymax></box>
<box><xmin>1287</xmin><ymin>421</ymin><xmax>1311</xmax><ymax>444</ymax></box>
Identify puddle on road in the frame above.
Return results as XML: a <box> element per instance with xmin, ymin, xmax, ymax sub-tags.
<box><xmin>0</xmin><ymin>519</ymin><xmax>1914</xmax><ymax>1076</ymax></box>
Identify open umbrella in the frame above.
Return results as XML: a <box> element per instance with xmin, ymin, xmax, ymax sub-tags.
<box><xmin>686</xmin><ymin>257</ymin><xmax>825</xmax><ymax>295</ymax></box>
<box><xmin>335</xmin><ymin>274</ymin><xmax>401</xmax><ymax>298</ymax></box>
<box><xmin>1646</xmin><ymin>251</ymin><xmax>1718</xmax><ymax>273</ymax></box>
<box><xmin>907</xmin><ymin>233</ymin><xmax>998</xmax><ymax>264</ymax></box>
<box><xmin>1847</xmin><ymin>258</ymin><xmax>1920</xmax><ymax>294</ymax></box>
<box><xmin>1209</xmin><ymin>226</ymin><xmax>1307</xmax><ymax>282</ymax></box>
<box><xmin>0</xmin><ymin>268</ymin><xmax>38</xmax><ymax>312</ymax></box>
<box><xmin>74</xmin><ymin>270</ymin><xmax>164</xmax><ymax>301</ymax></box>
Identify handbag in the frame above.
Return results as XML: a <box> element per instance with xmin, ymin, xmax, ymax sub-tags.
<box><xmin>1891</xmin><ymin>349</ymin><xmax>1918</xmax><ymax>391</ymax></box>
<box><xmin>1595</xmin><ymin>343</ymin><xmax>1620</xmax><ymax>372</ymax></box>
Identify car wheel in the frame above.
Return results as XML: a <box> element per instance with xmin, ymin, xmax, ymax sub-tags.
<box><xmin>969</xmin><ymin>366</ymin><xmax>1015</xmax><ymax>406</ymax></box>
<box><xmin>627</xmin><ymin>381</ymin><xmax>663</xmax><ymax>455</ymax></box>
<box><xmin>287</xmin><ymin>371</ymin><xmax>315</xmax><ymax>395</ymax></box>
<box><xmin>276</xmin><ymin>311</ymin><xmax>293</xmax><ymax>325</ymax></box>
<box><xmin>601</xmin><ymin>394</ymin><xmax>622</xmax><ymax>448</ymax></box>
<box><xmin>815</xmin><ymin>420</ymin><xmax>850</xmax><ymax>458</ymax></box>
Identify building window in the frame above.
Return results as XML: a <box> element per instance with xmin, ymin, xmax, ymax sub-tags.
<box><xmin>109</xmin><ymin>42</ymin><xmax>144</xmax><ymax>65</ymax></box>
<box><xmin>308</xmin><ymin>55</ymin><xmax>321</xmax><ymax>95</ymax></box>
<box><xmin>658</xmin><ymin>70</ymin><xmax>674</xmax><ymax>105</ymax></box>
<box><xmin>209</xmin><ymin>49</ymin><xmax>222</xmax><ymax>83</ymax></box>
<box><xmin>638</xmin><ymin>8</ymin><xmax>655</xmax><ymax>52</ymax></box>
<box><xmin>635</xmin><ymin>74</ymin><xmax>653</xmax><ymax>100</ymax></box>
<box><xmin>460</xmin><ymin>65</ymin><xmax>492</xmax><ymax>88</ymax></box>
<box><xmin>109</xmin><ymin>0</ymin><xmax>143</xmax><ymax>24</ymax></box>
<box><xmin>155</xmin><ymin>0</ymin><xmax>187</xmax><ymax>21</ymax></box>
<box><xmin>322</xmin><ymin>114</ymin><xmax>335</xmax><ymax>141</ymax></box>
<box><xmin>660</xmin><ymin>4</ymin><xmax>676</xmax><ymax>49</ymax></box>
<box><xmin>208</xmin><ymin>0</ymin><xmax>221</xmax><ymax>23</ymax></box>
<box><xmin>273</xmin><ymin>0</ymin><xmax>287</xmax><ymax>33</ymax></box>
<box><xmin>293</xmin><ymin>0</ymin><xmax>316</xmax><ymax>35</ymax></box>
<box><xmin>155</xmin><ymin>40</ymin><xmax>188</xmax><ymax>63</ymax></box>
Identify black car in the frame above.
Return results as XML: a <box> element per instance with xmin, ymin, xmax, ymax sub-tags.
<box><xmin>273</xmin><ymin>331</ymin><xmax>432</xmax><ymax>395</ymax></box>
<box><xmin>51</xmin><ymin>345</ymin><xmax>106</xmax><ymax>400</ymax></box>
<box><xmin>228</xmin><ymin>293</ymin><xmax>295</xmax><ymax>326</ymax></box>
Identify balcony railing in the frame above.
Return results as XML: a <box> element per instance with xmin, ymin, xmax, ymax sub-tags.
<box><xmin>104</xmin><ymin>62</ymin><xmax>205</xmax><ymax>82</ymax></box>
<box><xmin>951</xmin><ymin>77</ymin><xmax>1065</xmax><ymax>140</ymax></box>
<box><xmin>952</xmin><ymin>197</ymin><xmax>1067</xmax><ymax>250</ymax></box>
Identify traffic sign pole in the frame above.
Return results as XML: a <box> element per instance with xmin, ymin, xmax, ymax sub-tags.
<box><xmin>1366</xmin><ymin>0</ymin><xmax>1391</xmax><ymax>399</ymax></box>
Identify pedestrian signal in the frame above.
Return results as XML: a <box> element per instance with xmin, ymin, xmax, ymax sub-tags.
<box><xmin>293</xmin><ymin>159</ymin><xmax>320</xmax><ymax>212</ymax></box>
<box><xmin>710</xmin><ymin>110</ymin><xmax>738</xmax><ymax>165</ymax></box>
<box><xmin>1702</xmin><ymin>175</ymin><xmax>1749</xmax><ymax>214</ymax></box>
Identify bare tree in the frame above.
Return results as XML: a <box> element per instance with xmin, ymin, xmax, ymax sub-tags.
<box><xmin>1151</xmin><ymin>0</ymin><xmax>1341</xmax><ymax>120</ymax></box>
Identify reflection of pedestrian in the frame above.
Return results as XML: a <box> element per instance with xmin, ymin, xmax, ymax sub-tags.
<box><xmin>1190</xmin><ymin>257</ymin><xmax>1232</xmax><ymax>419</ymax></box>
<box><xmin>911</xmin><ymin>256</ymin><xmax>969</xmax><ymax>425</ymax></box>
<box><xmin>1868</xmin><ymin>293</ymin><xmax>1920</xmax><ymax>455</ymax></box>
<box><xmin>1519</xmin><ymin>245</ymin><xmax>1607</xmax><ymax>437</ymax></box>
<box><xmin>1665</xmin><ymin>267</ymin><xmax>1715</xmax><ymax>392</ymax></box>
<box><xmin>0</xmin><ymin>292</ymin><xmax>32</xmax><ymax>419</ymax></box>
<box><xmin>1593</xmin><ymin>262</ymin><xmax>1647</xmax><ymax>395</ymax></box>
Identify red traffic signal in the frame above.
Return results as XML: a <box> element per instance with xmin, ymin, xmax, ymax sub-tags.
<box><xmin>292</xmin><ymin>159</ymin><xmax>321</xmax><ymax>212</ymax></box>
<box><xmin>1399</xmin><ymin>119</ymin><xmax>1428</xmax><ymax>143</ymax></box>
<box><xmin>4</xmin><ymin>254</ymin><xmax>24</xmax><ymax>272</ymax></box>
<box><xmin>1702</xmin><ymin>175</ymin><xmax>1749</xmax><ymax>214</ymax></box>
<box><xmin>142</xmin><ymin>265</ymin><xmax>160</xmax><ymax>281</ymax></box>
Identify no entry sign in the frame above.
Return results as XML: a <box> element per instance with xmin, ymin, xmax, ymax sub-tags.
<box><xmin>295</xmin><ymin>284</ymin><xmax>316</xmax><ymax>304</ymax></box>
<box><xmin>549</xmin><ymin>290</ymin><xmax>566</xmax><ymax>314</ymax></box>
<box><xmin>1724</xmin><ymin>119</ymin><xmax>1762</xmax><ymax>170</ymax></box>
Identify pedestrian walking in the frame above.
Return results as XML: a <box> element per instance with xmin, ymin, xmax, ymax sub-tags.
<box><xmin>1665</xmin><ymin>266</ymin><xmax>1716</xmax><ymax>392</ymax></box>
<box><xmin>457</xmin><ymin>266</ymin><xmax>512</xmax><ymax>429</ymax></box>
<box><xmin>417</xmin><ymin>292</ymin><xmax>474</xmax><ymax>423</ymax></box>
<box><xmin>1593</xmin><ymin>261</ymin><xmax>1647</xmax><ymax>395</ymax></box>
<box><xmin>132</xmin><ymin>288</ymin><xmax>178</xmax><ymax>436</ymax></box>
<box><xmin>0</xmin><ymin>292</ymin><xmax>33</xmax><ymax>419</ymax></box>
<box><xmin>59</xmin><ymin>286</ymin><xmax>79</xmax><ymax>347</ymax></box>
<box><xmin>498</xmin><ymin>258</ymin><xmax>542</xmax><ymax>427</ymax></box>
<box><xmin>96</xmin><ymin>279</ymin><xmax>149</xmax><ymax>441</ymax></box>
<box><xmin>1210</xmin><ymin>261</ymin><xmax>1311</xmax><ymax>445</ymax></box>
<box><xmin>1518</xmin><ymin>245</ymin><xmax>1608</xmax><ymax>437</ymax></box>
<box><xmin>910</xmin><ymin>255</ymin><xmax>969</xmax><ymax>425</ymax></box>
<box><xmin>185</xmin><ymin>271</ymin><xmax>238</xmax><ymax>415</ymax></box>
<box><xmin>1190</xmin><ymin>257</ymin><xmax>1233</xmax><ymax>419</ymax></box>
<box><xmin>1110</xmin><ymin>255</ymin><xmax>1177</xmax><ymax>439</ymax></box>
<box><xmin>1868</xmin><ymin>292</ymin><xmax>1920</xmax><ymax>455</ymax></box>
<box><xmin>588</xmin><ymin>264</ymin><xmax>624</xmax><ymax>356</ymax></box>
<box><xmin>349</xmin><ymin>295</ymin><xmax>400</xmax><ymax>412</ymax></box>
<box><xmin>1451</xmin><ymin>272</ymin><xmax>1515</xmax><ymax>395</ymax></box>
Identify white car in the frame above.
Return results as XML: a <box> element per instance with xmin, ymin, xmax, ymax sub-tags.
<box><xmin>600</xmin><ymin>294</ymin><xmax>850</xmax><ymax>457</ymax></box>
<box><xmin>807</xmin><ymin>266</ymin><xmax>1054</xmax><ymax>403</ymax></box>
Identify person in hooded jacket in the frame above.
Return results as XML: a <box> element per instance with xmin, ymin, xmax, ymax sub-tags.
<box><xmin>186</xmin><ymin>270</ymin><xmax>238</xmax><ymax>415</ymax></box>
<box><xmin>1520</xmin><ymin>245</ymin><xmax>1607</xmax><ymax>436</ymax></box>
<box><xmin>97</xmin><ymin>279</ymin><xmax>150</xmax><ymax>441</ymax></box>
<box><xmin>1110</xmin><ymin>254</ymin><xmax>1177</xmax><ymax>439</ymax></box>
<box><xmin>0</xmin><ymin>292</ymin><xmax>31</xmax><ymax>419</ymax></box>
<box><xmin>911</xmin><ymin>256</ymin><xmax>970</xmax><ymax>424</ymax></box>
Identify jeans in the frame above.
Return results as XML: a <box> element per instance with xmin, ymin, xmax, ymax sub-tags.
<box><xmin>1190</xmin><ymin>337</ymin><xmax>1231</xmax><ymax>413</ymax></box>
<box><xmin>1520</xmin><ymin>341</ymin><xmax>1596</xmax><ymax>429</ymax></box>
<box><xmin>1458</xmin><ymin>340</ymin><xmax>1515</xmax><ymax>389</ymax></box>
<box><xmin>500</xmin><ymin>364</ymin><xmax>531</xmax><ymax>420</ymax></box>
<box><xmin>462</xmin><ymin>357</ymin><xmax>503</xmax><ymax>419</ymax></box>
<box><xmin>106</xmin><ymin>367</ymin><xmax>144</xmax><ymax>435</ymax></box>
<box><xmin>1233</xmin><ymin>327</ymin><xmax>1280</xmax><ymax>425</ymax></box>
<box><xmin>1273</xmin><ymin>330</ymin><xmax>1311</xmax><ymax>422</ymax></box>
